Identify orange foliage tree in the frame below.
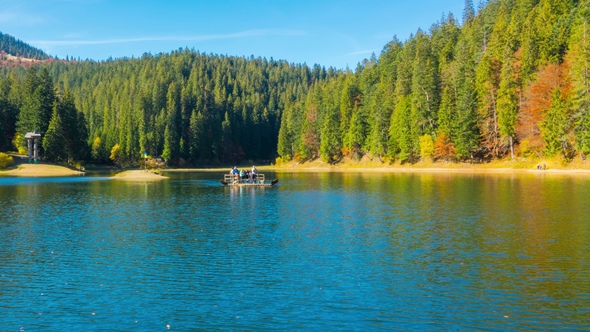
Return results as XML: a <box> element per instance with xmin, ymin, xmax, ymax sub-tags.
<box><xmin>434</xmin><ymin>131</ymin><xmax>456</xmax><ymax>162</ymax></box>
<box><xmin>518</xmin><ymin>62</ymin><xmax>572</xmax><ymax>157</ymax></box>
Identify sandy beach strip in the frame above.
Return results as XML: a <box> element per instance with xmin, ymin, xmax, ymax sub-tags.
<box><xmin>1</xmin><ymin>164</ymin><xmax>84</xmax><ymax>177</ymax></box>
<box><xmin>112</xmin><ymin>170</ymin><xmax>168</xmax><ymax>180</ymax></box>
<box><xmin>167</xmin><ymin>163</ymin><xmax>590</xmax><ymax>175</ymax></box>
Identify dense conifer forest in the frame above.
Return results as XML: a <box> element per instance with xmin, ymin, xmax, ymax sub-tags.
<box><xmin>0</xmin><ymin>32</ymin><xmax>50</xmax><ymax>61</ymax></box>
<box><xmin>1</xmin><ymin>0</ymin><xmax>590</xmax><ymax>167</ymax></box>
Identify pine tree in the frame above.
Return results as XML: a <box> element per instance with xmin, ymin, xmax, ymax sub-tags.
<box><xmin>453</xmin><ymin>37</ymin><xmax>481</xmax><ymax>160</ymax></box>
<box><xmin>189</xmin><ymin>110</ymin><xmax>206</xmax><ymax>162</ymax></box>
<box><xmin>162</xmin><ymin>124</ymin><xmax>172</xmax><ymax>163</ymax></box>
<box><xmin>411</xmin><ymin>30</ymin><xmax>438</xmax><ymax>136</ymax></box>
<box><xmin>277</xmin><ymin>105</ymin><xmax>294</xmax><ymax>161</ymax></box>
<box><xmin>463</xmin><ymin>0</ymin><xmax>476</xmax><ymax>25</ymax></box>
<box><xmin>475</xmin><ymin>55</ymin><xmax>501</xmax><ymax>158</ymax></box>
<box><xmin>43</xmin><ymin>104</ymin><xmax>67</xmax><ymax>162</ymax></box>
<box><xmin>541</xmin><ymin>89</ymin><xmax>572</xmax><ymax>157</ymax></box>
<box><xmin>388</xmin><ymin>96</ymin><xmax>415</xmax><ymax>162</ymax></box>
<box><xmin>497</xmin><ymin>56</ymin><xmax>519</xmax><ymax>159</ymax></box>
<box><xmin>319</xmin><ymin>102</ymin><xmax>342</xmax><ymax>164</ymax></box>
<box><xmin>344</xmin><ymin>103</ymin><xmax>368</xmax><ymax>160</ymax></box>
<box><xmin>568</xmin><ymin>3</ymin><xmax>590</xmax><ymax>160</ymax></box>
<box><xmin>16</xmin><ymin>67</ymin><xmax>56</xmax><ymax>152</ymax></box>
<box><xmin>0</xmin><ymin>97</ymin><xmax>17</xmax><ymax>151</ymax></box>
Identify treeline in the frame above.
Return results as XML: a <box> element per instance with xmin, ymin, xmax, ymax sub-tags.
<box><xmin>0</xmin><ymin>31</ymin><xmax>50</xmax><ymax>60</ymax></box>
<box><xmin>2</xmin><ymin>0</ymin><xmax>590</xmax><ymax>167</ymax></box>
<box><xmin>278</xmin><ymin>0</ymin><xmax>590</xmax><ymax>164</ymax></box>
<box><xmin>0</xmin><ymin>50</ymin><xmax>333</xmax><ymax>165</ymax></box>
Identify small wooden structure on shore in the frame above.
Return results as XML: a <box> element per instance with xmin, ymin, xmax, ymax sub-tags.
<box><xmin>221</xmin><ymin>173</ymin><xmax>278</xmax><ymax>187</ymax></box>
<box><xmin>24</xmin><ymin>131</ymin><xmax>42</xmax><ymax>163</ymax></box>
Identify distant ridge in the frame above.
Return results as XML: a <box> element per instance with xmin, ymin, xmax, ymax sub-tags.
<box><xmin>0</xmin><ymin>31</ymin><xmax>50</xmax><ymax>61</ymax></box>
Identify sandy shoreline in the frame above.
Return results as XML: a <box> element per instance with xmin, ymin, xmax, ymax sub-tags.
<box><xmin>112</xmin><ymin>170</ymin><xmax>168</xmax><ymax>180</ymax></box>
<box><xmin>168</xmin><ymin>165</ymin><xmax>590</xmax><ymax>175</ymax></box>
<box><xmin>0</xmin><ymin>164</ymin><xmax>168</xmax><ymax>180</ymax></box>
<box><xmin>3</xmin><ymin>163</ymin><xmax>590</xmax><ymax>178</ymax></box>
<box><xmin>0</xmin><ymin>164</ymin><xmax>84</xmax><ymax>177</ymax></box>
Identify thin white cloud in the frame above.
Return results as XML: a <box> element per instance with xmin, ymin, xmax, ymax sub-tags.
<box><xmin>347</xmin><ymin>50</ymin><xmax>375</xmax><ymax>56</ymax></box>
<box><xmin>30</xmin><ymin>29</ymin><xmax>306</xmax><ymax>47</ymax></box>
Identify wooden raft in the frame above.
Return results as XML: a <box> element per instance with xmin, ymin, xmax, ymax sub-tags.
<box><xmin>221</xmin><ymin>173</ymin><xmax>278</xmax><ymax>187</ymax></box>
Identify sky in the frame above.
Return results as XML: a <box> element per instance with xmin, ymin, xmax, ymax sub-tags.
<box><xmin>0</xmin><ymin>0</ymin><xmax>466</xmax><ymax>69</ymax></box>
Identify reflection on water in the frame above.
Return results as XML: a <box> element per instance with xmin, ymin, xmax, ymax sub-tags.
<box><xmin>0</xmin><ymin>172</ymin><xmax>588</xmax><ymax>330</ymax></box>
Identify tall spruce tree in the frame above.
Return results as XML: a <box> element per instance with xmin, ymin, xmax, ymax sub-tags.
<box><xmin>43</xmin><ymin>103</ymin><xmax>67</xmax><ymax>162</ymax></box>
<box><xmin>497</xmin><ymin>56</ymin><xmax>519</xmax><ymax>159</ymax></box>
<box><xmin>569</xmin><ymin>4</ymin><xmax>590</xmax><ymax>159</ymax></box>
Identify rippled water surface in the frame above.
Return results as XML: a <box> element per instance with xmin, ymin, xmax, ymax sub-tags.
<box><xmin>0</xmin><ymin>171</ymin><xmax>589</xmax><ymax>330</ymax></box>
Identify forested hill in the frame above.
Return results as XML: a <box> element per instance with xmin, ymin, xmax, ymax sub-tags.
<box><xmin>0</xmin><ymin>31</ymin><xmax>50</xmax><ymax>60</ymax></box>
<box><xmin>0</xmin><ymin>50</ymin><xmax>335</xmax><ymax>165</ymax></box>
<box><xmin>278</xmin><ymin>0</ymin><xmax>590</xmax><ymax>164</ymax></box>
<box><xmin>2</xmin><ymin>0</ymin><xmax>590</xmax><ymax>167</ymax></box>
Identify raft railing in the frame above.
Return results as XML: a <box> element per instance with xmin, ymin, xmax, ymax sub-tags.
<box><xmin>224</xmin><ymin>173</ymin><xmax>265</xmax><ymax>185</ymax></box>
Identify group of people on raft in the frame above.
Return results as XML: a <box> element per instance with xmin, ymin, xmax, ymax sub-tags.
<box><xmin>230</xmin><ymin>165</ymin><xmax>259</xmax><ymax>183</ymax></box>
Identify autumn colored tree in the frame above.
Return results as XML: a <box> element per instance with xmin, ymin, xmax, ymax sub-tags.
<box><xmin>419</xmin><ymin>134</ymin><xmax>434</xmax><ymax>162</ymax></box>
<box><xmin>519</xmin><ymin>62</ymin><xmax>572</xmax><ymax>157</ymax></box>
<box><xmin>434</xmin><ymin>131</ymin><xmax>456</xmax><ymax>162</ymax></box>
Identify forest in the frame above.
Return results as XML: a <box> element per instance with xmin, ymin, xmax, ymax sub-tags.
<box><xmin>1</xmin><ymin>0</ymin><xmax>590</xmax><ymax>167</ymax></box>
<box><xmin>0</xmin><ymin>32</ymin><xmax>50</xmax><ymax>61</ymax></box>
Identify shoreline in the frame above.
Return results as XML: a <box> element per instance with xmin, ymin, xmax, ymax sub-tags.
<box><xmin>0</xmin><ymin>164</ymin><xmax>84</xmax><ymax>177</ymax></box>
<box><xmin>166</xmin><ymin>167</ymin><xmax>590</xmax><ymax>175</ymax></box>
<box><xmin>0</xmin><ymin>164</ymin><xmax>168</xmax><ymax>180</ymax></box>
<box><xmin>4</xmin><ymin>162</ymin><xmax>590</xmax><ymax>178</ymax></box>
<box><xmin>112</xmin><ymin>170</ymin><xmax>168</xmax><ymax>180</ymax></box>
<box><xmin>167</xmin><ymin>160</ymin><xmax>590</xmax><ymax>175</ymax></box>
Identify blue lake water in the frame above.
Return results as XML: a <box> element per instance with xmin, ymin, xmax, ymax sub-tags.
<box><xmin>0</xmin><ymin>171</ymin><xmax>589</xmax><ymax>330</ymax></box>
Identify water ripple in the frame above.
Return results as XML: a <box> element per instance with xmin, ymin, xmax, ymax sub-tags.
<box><xmin>0</xmin><ymin>172</ymin><xmax>589</xmax><ymax>329</ymax></box>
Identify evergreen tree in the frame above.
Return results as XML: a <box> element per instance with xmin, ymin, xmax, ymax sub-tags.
<box><xmin>388</xmin><ymin>96</ymin><xmax>415</xmax><ymax>162</ymax></box>
<box><xmin>475</xmin><ymin>54</ymin><xmax>501</xmax><ymax>158</ymax></box>
<box><xmin>43</xmin><ymin>104</ymin><xmax>67</xmax><ymax>162</ymax></box>
<box><xmin>497</xmin><ymin>56</ymin><xmax>519</xmax><ymax>158</ymax></box>
<box><xmin>319</xmin><ymin>102</ymin><xmax>342</xmax><ymax>164</ymax></box>
<box><xmin>453</xmin><ymin>35</ymin><xmax>480</xmax><ymax>160</ymax></box>
<box><xmin>411</xmin><ymin>30</ymin><xmax>438</xmax><ymax>136</ymax></box>
<box><xmin>344</xmin><ymin>103</ymin><xmax>368</xmax><ymax>160</ymax></box>
<box><xmin>437</xmin><ymin>86</ymin><xmax>455</xmax><ymax>138</ymax></box>
<box><xmin>16</xmin><ymin>67</ymin><xmax>55</xmax><ymax>150</ymax></box>
<box><xmin>541</xmin><ymin>89</ymin><xmax>572</xmax><ymax>157</ymax></box>
<box><xmin>0</xmin><ymin>97</ymin><xmax>17</xmax><ymax>151</ymax></box>
<box><xmin>569</xmin><ymin>5</ymin><xmax>590</xmax><ymax>159</ymax></box>
<box><xmin>463</xmin><ymin>0</ymin><xmax>476</xmax><ymax>25</ymax></box>
<box><xmin>277</xmin><ymin>105</ymin><xmax>294</xmax><ymax>161</ymax></box>
<box><xmin>189</xmin><ymin>110</ymin><xmax>206</xmax><ymax>162</ymax></box>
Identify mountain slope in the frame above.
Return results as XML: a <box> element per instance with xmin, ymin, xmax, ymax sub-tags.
<box><xmin>0</xmin><ymin>31</ymin><xmax>50</xmax><ymax>60</ymax></box>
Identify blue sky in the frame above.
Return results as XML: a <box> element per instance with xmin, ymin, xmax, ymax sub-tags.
<box><xmin>0</xmin><ymin>0</ymin><xmax>465</xmax><ymax>69</ymax></box>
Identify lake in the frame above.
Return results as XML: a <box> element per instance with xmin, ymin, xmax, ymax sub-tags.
<box><xmin>0</xmin><ymin>171</ymin><xmax>589</xmax><ymax>330</ymax></box>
